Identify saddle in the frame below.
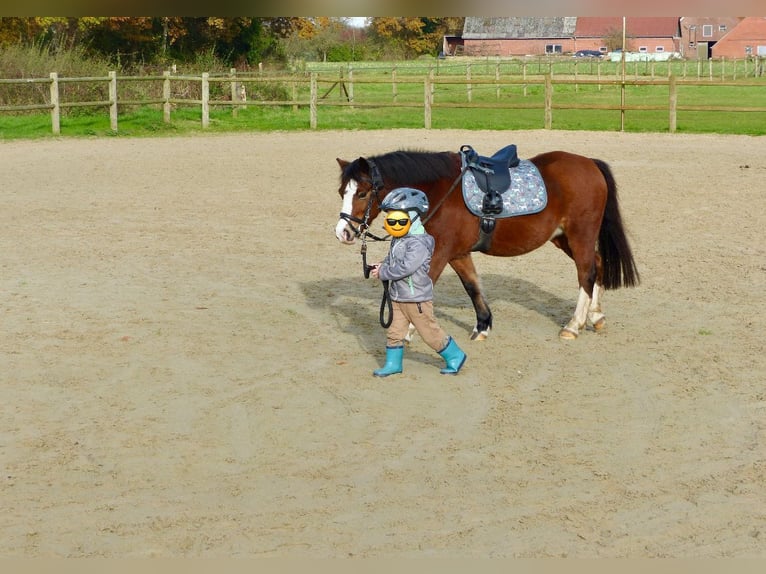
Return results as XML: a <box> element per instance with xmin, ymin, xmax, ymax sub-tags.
<box><xmin>460</xmin><ymin>144</ymin><xmax>520</xmax><ymax>215</ymax></box>
<box><xmin>460</xmin><ymin>144</ymin><xmax>547</xmax><ymax>253</ymax></box>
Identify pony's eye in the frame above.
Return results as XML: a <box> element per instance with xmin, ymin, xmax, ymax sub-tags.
<box><xmin>357</xmin><ymin>191</ymin><xmax>369</xmax><ymax>200</ymax></box>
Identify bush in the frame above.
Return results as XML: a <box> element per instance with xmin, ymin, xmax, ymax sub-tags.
<box><xmin>0</xmin><ymin>42</ymin><xmax>111</xmax><ymax>111</ymax></box>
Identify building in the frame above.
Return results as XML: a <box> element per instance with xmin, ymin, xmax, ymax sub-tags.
<box><xmin>680</xmin><ymin>17</ymin><xmax>743</xmax><ymax>58</ymax></box>
<box><xmin>454</xmin><ymin>17</ymin><xmax>763</xmax><ymax>59</ymax></box>
<box><xmin>711</xmin><ymin>17</ymin><xmax>766</xmax><ymax>58</ymax></box>
<box><xmin>459</xmin><ymin>17</ymin><xmax>577</xmax><ymax>56</ymax></box>
<box><xmin>575</xmin><ymin>17</ymin><xmax>681</xmax><ymax>55</ymax></box>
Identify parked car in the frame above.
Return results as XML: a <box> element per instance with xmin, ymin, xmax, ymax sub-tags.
<box><xmin>573</xmin><ymin>50</ymin><xmax>604</xmax><ymax>58</ymax></box>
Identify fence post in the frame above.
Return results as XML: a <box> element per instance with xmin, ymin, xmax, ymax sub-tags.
<box><xmin>424</xmin><ymin>74</ymin><xmax>432</xmax><ymax>129</ymax></box>
<box><xmin>49</xmin><ymin>72</ymin><xmax>60</xmax><ymax>135</ymax></box>
<box><xmin>544</xmin><ymin>73</ymin><xmax>552</xmax><ymax>129</ymax></box>
<box><xmin>495</xmin><ymin>60</ymin><xmax>500</xmax><ymax>100</ymax></box>
<box><xmin>108</xmin><ymin>71</ymin><xmax>118</xmax><ymax>131</ymax></box>
<box><xmin>522</xmin><ymin>61</ymin><xmax>528</xmax><ymax>97</ymax></box>
<box><xmin>201</xmin><ymin>72</ymin><xmax>209</xmax><ymax>128</ymax></box>
<box><xmin>310</xmin><ymin>72</ymin><xmax>317</xmax><ymax>129</ymax></box>
<box><xmin>163</xmin><ymin>70</ymin><xmax>171</xmax><ymax>123</ymax></box>
<box><xmin>392</xmin><ymin>66</ymin><xmax>398</xmax><ymax>103</ymax></box>
<box><xmin>348</xmin><ymin>66</ymin><xmax>354</xmax><ymax>109</ymax></box>
<box><xmin>668</xmin><ymin>73</ymin><xmax>677</xmax><ymax>133</ymax></box>
<box><xmin>230</xmin><ymin>67</ymin><xmax>239</xmax><ymax>118</ymax></box>
<box><xmin>574</xmin><ymin>59</ymin><xmax>579</xmax><ymax>92</ymax></box>
<box><xmin>466</xmin><ymin>62</ymin><xmax>472</xmax><ymax>103</ymax></box>
<box><xmin>430</xmin><ymin>65</ymin><xmax>435</xmax><ymax>101</ymax></box>
<box><xmin>597</xmin><ymin>60</ymin><xmax>603</xmax><ymax>90</ymax></box>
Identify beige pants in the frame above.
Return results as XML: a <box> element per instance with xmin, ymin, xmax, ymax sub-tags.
<box><xmin>386</xmin><ymin>300</ymin><xmax>449</xmax><ymax>351</ymax></box>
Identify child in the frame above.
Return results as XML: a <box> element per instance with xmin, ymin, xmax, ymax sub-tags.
<box><xmin>369</xmin><ymin>187</ymin><xmax>467</xmax><ymax>377</ymax></box>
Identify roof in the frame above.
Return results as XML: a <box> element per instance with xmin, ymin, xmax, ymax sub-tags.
<box><xmin>718</xmin><ymin>16</ymin><xmax>766</xmax><ymax>41</ymax></box>
<box><xmin>463</xmin><ymin>17</ymin><xmax>577</xmax><ymax>39</ymax></box>
<box><xmin>575</xmin><ymin>17</ymin><xmax>680</xmax><ymax>37</ymax></box>
<box><xmin>463</xmin><ymin>16</ymin><xmax>680</xmax><ymax>39</ymax></box>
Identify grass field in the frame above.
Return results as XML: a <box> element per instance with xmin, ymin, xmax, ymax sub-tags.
<box><xmin>2</xmin><ymin>57</ymin><xmax>766</xmax><ymax>138</ymax></box>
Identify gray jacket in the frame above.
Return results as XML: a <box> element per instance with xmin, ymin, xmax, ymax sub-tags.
<box><xmin>378</xmin><ymin>233</ymin><xmax>435</xmax><ymax>302</ymax></box>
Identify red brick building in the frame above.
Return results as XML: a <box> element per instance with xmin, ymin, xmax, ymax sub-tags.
<box><xmin>453</xmin><ymin>17</ymin><xmax>764</xmax><ymax>59</ymax></box>
<box><xmin>680</xmin><ymin>17</ymin><xmax>743</xmax><ymax>58</ymax></box>
<box><xmin>458</xmin><ymin>17</ymin><xmax>681</xmax><ymax>57</ymax></box>
<box><xmin>711</xmin><ymin>17</ymin><xmax>766</xmax><ymax>58</ymax></box>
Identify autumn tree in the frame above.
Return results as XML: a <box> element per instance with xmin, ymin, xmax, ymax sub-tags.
<box><xmin>368</xmin><ymin>17</ymin><xmax>463</xmax><ymax>58</ymax></box>
<box><xmin>280</xmin><ymin>17</ymin><xmax>362</xmax><ymax>62</ymax></box>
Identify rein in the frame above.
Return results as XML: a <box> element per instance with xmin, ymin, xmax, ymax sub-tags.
<box><xmin>420</xmin><ymin>167</ymin><xmax>466</xmax><ymax>227</ymax></box>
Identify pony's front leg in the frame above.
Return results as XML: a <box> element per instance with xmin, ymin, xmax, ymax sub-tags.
<box><xmin>560</xmin><ymin>287</ymin><xmax>591</xmax><ymax>340</ymax></box>
<box><xmin>448</xmin><ymin>254</ymin><xmax>492</xmax><ymax>341</ymax></box>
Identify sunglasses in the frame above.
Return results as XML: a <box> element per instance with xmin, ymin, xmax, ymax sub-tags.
<box><xmin>386</xmin><ymin>218</ymin><xmax>410</xmax><ymax>226</ymax></box>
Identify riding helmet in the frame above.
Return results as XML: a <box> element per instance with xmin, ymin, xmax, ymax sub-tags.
<box><xmin>380</xmin><ymin>187</ymin><xmax>429</xmax><ymax>217</ymax></box>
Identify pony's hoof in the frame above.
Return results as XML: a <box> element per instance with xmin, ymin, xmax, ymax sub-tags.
<box><xmin>559</xmin><ymin>326</ymin><xmax>579</xmax><ymax>340</ymax></box>
<box><xmin>470</xmin><ymin>329</ymin><xmax>489</xmax><ymax>341</ymax></box>
<box><xmin>591</xmin><ymin>317</ymin><xmax>606</xmax><ymax>332</ymax></box>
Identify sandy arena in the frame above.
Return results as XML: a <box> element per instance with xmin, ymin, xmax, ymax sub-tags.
<box><xmin>1</xmin><ymin>129</ymin><xmax>764</xmax><ymax>557</ymax></box>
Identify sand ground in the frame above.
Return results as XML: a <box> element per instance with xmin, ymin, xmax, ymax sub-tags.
<box><xmin>1</xmin><ymin>129</ymin><xmax>764</xmax><ymax>557</ymax></box>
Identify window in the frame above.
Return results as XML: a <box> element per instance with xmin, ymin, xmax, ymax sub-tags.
<box><xmin>702</xmin><ymin>25</ymin><xmax>713</xmax><ymax>37</ymax></box>
<box><xmin>719</xmin><ymin>24</ymin><xmax>727</xmax><ymax>32</ymax></box>
<box><xmin>545</xmin><ymin>44</ymin><xmax>562</xmax><ymax>54</ymax></box>
<box><xmin>745</xmin><ymin>45</ymin><xmax>753</xmax><ymax>55</ymax></box>
<box><xmin>638</xmin><ymin>46</ymin><xmax>648</xmax><ymax>53</ymax></box>
<box><xmin>655</xmin><ymin>46</ymin><xmax>665</xmax><ymax>52</ymax></box>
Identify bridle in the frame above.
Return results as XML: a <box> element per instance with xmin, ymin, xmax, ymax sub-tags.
<box><xmin>338</xmin><ymin>158</ymin><xmax>393</xmax><ymax>327</ymax></box>
<box><xmin>338</xmin><ymin>158</ymin><xmax>389</xmax><ymax>277</ymax></box>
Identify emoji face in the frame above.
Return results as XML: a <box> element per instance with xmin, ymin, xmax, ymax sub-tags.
<box><xmin>382</xmin><ymin>210</ymin><xmax>411</xmax><ymax>237</ymax></box>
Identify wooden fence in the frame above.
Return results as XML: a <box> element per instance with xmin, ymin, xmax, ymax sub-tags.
<box><xmin>1</xmin><ymin>64</ymin><xmax>765</xmax><ymax>134</ymax></box>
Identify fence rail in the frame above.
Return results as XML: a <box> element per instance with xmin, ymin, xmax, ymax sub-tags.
<box><xmin>1</xmin><ymin>63</ymin><xmax>765</xmax><ymax>134</ymax></box>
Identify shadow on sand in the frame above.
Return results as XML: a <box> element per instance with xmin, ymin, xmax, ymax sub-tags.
<box><xmin>300</xmin><ymin>272</ymin><xmax>571</xmax><ymax>360</ymax></box>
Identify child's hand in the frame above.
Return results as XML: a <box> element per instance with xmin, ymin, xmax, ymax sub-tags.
<box><xmin>369</xmin><ymin>264</ymin><xmax>380</xmax><ymax>279</ymax></box>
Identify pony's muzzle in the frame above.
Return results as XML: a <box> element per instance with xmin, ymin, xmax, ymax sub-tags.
<box><xmin>335</xmin><ymin>220</ymin><xmax>356</xmax><ymax>244</ymax></box>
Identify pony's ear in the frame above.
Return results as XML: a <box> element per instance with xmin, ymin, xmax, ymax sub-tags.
<box><xmin>336</xmin><ymin>158</ymin><xmax>349</xmax><ymax>169</ymax></box>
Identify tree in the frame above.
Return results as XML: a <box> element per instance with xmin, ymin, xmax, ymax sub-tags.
<box><xmin>280</xmin><ymin>17</ymin><xmax>364</xmax><ymax>63</ymax></box>
<box><xmin>369</xmin><ymin>17</ymin><xmax>464</xmax><ymax>58</ymax></box>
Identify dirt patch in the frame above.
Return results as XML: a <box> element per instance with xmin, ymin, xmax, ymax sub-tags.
<box><xmin>1</xmin><ymin>129</ymin><xmax>764</xmax><ymax>557</ymax></box>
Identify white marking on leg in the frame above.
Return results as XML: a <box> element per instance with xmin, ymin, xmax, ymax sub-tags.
<box><xmin>335</xmin><ymin>179</ymin><xmax>358</xmax><ymax>243</ymax></box>
<box><xmin>588</xmin><ymin>283</ymin><xmax>605</xmax><ymax>327</ymax></box>
<box><xmin>564</xmin><ymin>286</ymin><xmax>591</xmax><ymax>335</ymax></box>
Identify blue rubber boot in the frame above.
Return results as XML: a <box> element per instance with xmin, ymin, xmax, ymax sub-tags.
<box><xmin>373</xmin><ymin>345</ymin><xmax>404</xmax><ymax>377</ymax></box>
<box><xmin>438</xmin><ymin>336</ymin><xmax>466</xmax><ymax>375</ymax></box>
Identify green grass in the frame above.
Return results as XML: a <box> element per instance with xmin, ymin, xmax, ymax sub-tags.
<box><xmin>2</xmin><ymin>66</ymin><xmax>766</xmax><ymax>139</ymax></box>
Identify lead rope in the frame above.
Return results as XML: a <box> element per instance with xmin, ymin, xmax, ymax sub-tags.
<box><xmin>360</xmin><ymin>237</ymin><xmax>393</xmax><ymax>328</ymax></box>
<box><xmin>357</xmin><ymin>158</ymin><xmax>393</xmax><ymax>328</ymax></box>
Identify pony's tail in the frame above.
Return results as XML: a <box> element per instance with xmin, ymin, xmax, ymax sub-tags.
<box><xmin>593</xmin><ymin>158</ymin><xmax>640</xmax><ymax>289</ymax></box>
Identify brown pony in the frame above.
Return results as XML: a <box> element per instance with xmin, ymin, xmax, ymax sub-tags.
<box><xmin>334</xmin><ymin>147</ymin><xmax>639</xmax><ymax>340</ymax></box>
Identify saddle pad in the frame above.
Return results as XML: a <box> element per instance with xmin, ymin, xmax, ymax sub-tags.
<box><xmin>462</xmin><ymin>159</ymin><xmax>548</xmax><ymax>218</ymax></box>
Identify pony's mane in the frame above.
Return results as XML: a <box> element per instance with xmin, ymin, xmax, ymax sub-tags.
<box><xmin>348</xmin><ymin>149</ymin><xmax>456</xmax><ymax>186</ymax></box>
